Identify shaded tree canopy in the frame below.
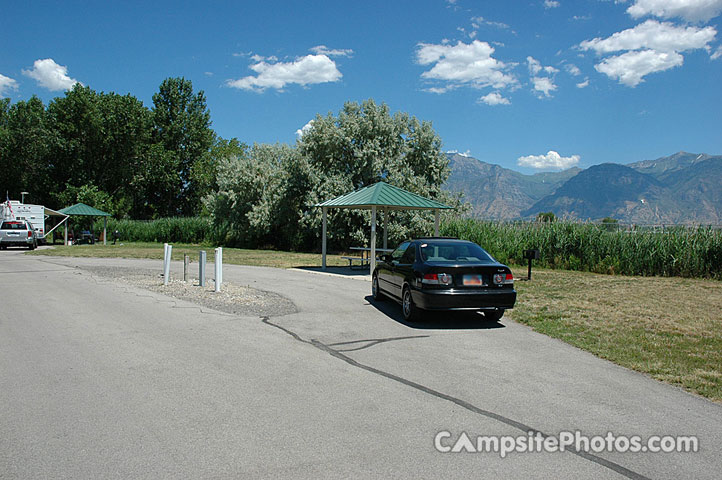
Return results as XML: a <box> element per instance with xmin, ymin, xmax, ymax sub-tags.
<box><xmin>207</xmin><ymin>99</ymin><xmax>461</xmax><ymax>251</ymax></box>
<box><xmin>1</xmin><ymin>78</ymin><xmax>224</xmax><ymax>218</ymax></box>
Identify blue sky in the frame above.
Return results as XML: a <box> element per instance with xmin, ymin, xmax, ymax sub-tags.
<box><xmin>2</xmin><ymin>0</ymin><xmax>721</xmax><ymax>174</ymax></box>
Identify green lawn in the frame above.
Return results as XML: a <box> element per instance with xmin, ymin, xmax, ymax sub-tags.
<box><xmin>509</xmin><ymin>267</ymin><xmax>722</xmax><ymax>402</ymax></box>
<box><xmin>29</xmin><ymin>242</ymin><xmax>722</xmax><ymax>402</ymax></box>
<box><xmin>30</xmin><ymin>242</ymin><xmax>350</xmax><ymax>269</ymax></box>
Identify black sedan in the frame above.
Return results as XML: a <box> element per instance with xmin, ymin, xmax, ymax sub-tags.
<box><xmin>372</xmin><ymin>237</ymin><xmax>516</xmax><ymax>321</ymax></box>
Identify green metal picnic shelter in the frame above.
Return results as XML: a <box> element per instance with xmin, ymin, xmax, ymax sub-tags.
<box><xmin>315</xmin><ymin>182</ymin><xmax>453</xmax><ymax>271</ymax></box>
<box><xmin>58</xmin><ymin>203</ymin><xmax>112</xmax><ymax>245</ymax></box>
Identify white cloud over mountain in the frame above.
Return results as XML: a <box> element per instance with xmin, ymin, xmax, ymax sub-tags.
<box><xmin>518</xmin><ymin>150</ymin><xmax>580</xmax><ymax>169</ymax></box>
<box><xmin>22</xmin><ymin>58</ymin><xmax>81</xmax><ymax>91</ymax></box>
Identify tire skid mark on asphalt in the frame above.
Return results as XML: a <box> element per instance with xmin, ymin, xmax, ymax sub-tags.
<box><xmin>261</xmin><ymin>316</ymin><xmax>651</xmax><ymax>480</ymax></box>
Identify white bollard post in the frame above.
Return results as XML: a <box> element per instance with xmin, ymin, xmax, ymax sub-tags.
<box><xmin>214</xmin><ymin>247</ymin><xmax>222</xmax><ymax>292</ymax></box>
<box><xmin>164</xmin><ymin>244</ymin><xmax>172</xmax><ymax>286</ymax></box>
<box><xmin>199</xmin><ymin>250</ymin><xmax>206</xmax><ymax>287</ymax></box>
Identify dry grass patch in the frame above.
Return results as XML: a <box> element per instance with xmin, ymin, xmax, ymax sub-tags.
<box><xmin>510</xmin><ymin>268</ymin><xmax>722</xmax><ymax>402</ymax></box>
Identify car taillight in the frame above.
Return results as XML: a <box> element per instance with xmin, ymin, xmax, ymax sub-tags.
<box><xmin>28</xmin><ymin>231</ymin><xmax>32</xmax><ymax>238</ymax></box>
<box><xmin>493</xmin><ymin>273</ymin><xmax>514</xmax><ymax>285</ymax></box>
<box><xmin>422</xmin><ymin>273</ymin><xmax>453</xmax><ymax>285</ymax></box>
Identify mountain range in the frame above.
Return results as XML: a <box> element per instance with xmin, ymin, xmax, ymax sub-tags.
<box><xmin>443</xmin><ymin>151</ymin><xmax>722</xmax><ymax>224</ymax></box>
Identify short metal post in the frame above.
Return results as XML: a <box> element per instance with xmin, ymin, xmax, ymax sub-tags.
<box><xmin>183</xmin><ymin>254</ymin><xmax>190</xmax><ymax>282</ymax></box>
<box><xmin>199</xmin><ymin>250</ymin><xmax>206</xmax><ymax>287</ymax></box>
<box><xmin>163</xmin><ymin>244</ymin><xmax>172</xmax><ymax>285</ymax></box>
<box><xmin>214</xmin><ymin>247</ymin><xmax>222</xmax><ymax>292</ymax></box>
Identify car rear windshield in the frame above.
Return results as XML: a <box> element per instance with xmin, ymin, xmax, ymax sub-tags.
<box><xmin>1</xmin><ymin>222</ymin><xmax>26</xmax><ymax>230</ymax></box>
<box><xmin>419</xmin><ymin>242</ymin><xmax>496</xmax><ymax>264</ymax></box>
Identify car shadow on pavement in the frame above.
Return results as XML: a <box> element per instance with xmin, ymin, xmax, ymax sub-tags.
<box><xmin>364</xmin><ymin>295</ymin><xmax>506</xmax><ymax>330</ymax></box>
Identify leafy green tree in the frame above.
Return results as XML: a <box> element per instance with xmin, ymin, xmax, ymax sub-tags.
<box><xmin>152</xmin><ymin>77</ymin><xmax>214</xmax><ymax>215</ymax></box>
<box><xmin>46</xmin><ymin>85</ymin><xmax>153</xmax><ymax>212</ymax></box>
<box><xmin>297</xmin><ymin>99</ymin><xmax>458</xmax><ymax>248</ymax></box>
<box><xmin>0</xmin><ymin>96</ymin><xmax>54</xmax><ymax>205</ymax></box>
<box><xmin>208</xmin><ymin>99</ymin><xmax>459</xmax><ymax>251</ymax></box>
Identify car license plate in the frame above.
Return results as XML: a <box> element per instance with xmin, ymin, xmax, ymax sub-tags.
<box><xmin>463</xmin><ymin>274</ymin><xmax>483</xmax><ymax>286</ymax></box>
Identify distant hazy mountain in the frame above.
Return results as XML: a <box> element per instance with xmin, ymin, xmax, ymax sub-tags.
<box><xmin>443</xmin><ymin>151</ymin><xmax>722</xmax><ymax>224</ymax></box>
<box><xmin>444</xmin><ymin>153</ymin><xmax>581</xmax><ymax>219</ymax></box>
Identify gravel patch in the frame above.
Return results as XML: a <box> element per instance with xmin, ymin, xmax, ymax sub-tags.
<box><xmin>83</xmin><ymin>266</ymin><xmax>297</xmax><ymax>317</ymax></box>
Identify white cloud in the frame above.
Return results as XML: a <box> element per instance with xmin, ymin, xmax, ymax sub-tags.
<box><xmin>479</xmin><ymin>91</ymin><xmax>511</xmax><ymax>105</ymax></box>
<box><xmin>711</xmin><ymin>44</ymin><xmax>722</xmax><ymax>58</ymax></box>
<box><xmin>22</xmin><ymin>58</ymin><xmax>81</xmax><ymax>91</ymax></box>
<box><xmin>296</xmin><ymin>119</ymin><xmax>314</xmax><ymax>138</ymax></box>
<box><xmin>579</xmin><ymin>19</ymin><xmax>716</xmax><ymax>86</ymax></box>
<box><xmin>580</xmin><ymin>20</ymin><xmax>716</xmax><ymax>53</ymax></box>
<box><xmin>576</xmin><ymin>78</ymin><xmax>590</xmax><ymax>88</ymax></box>
<box><xmin>416</xmin><ymin>40</ymin><xmax>517</xmax><ymax>90</ymax></box>
<box><xmin>595</xmin><ymin>49</ymin><xmax>683</xmax><ymax>86</ymax></box>
<box><xmin>527</xmin><ymin>56</ymin><xmax>558</xmax><ymax>97</ymax></box>
<box><xmin>447</xmin><ymin>149</ymin><xmax>472</xmax><ymax>157</ymax></box>
<box><xmin>517</xmin><ymin>151</ymin><xmax>580</xmax><ymax>169</ymax></box>
<box><xmin>0</xmin><ymin>73</ymin><xmax>19</xmax><ymax>97</ymax></box>
<box><xmin>627</xmin><ymin>0</ymin><xmax>722</xmax><ymax>23</ymax></box>
<box><xmin>565</xmin><ymin>63</ymin><xmax>582</xmax><ymax>75</ymax></box>
<box><xmin>544</xmin><ymin>0</ymin><xmax>561</xmax><ymax>8</ymax></box>
<box><xmin>310</xmin><ymin>45</ymin><xmax>354</xmax><ymax>57</ymax></box>
<box><xmin>471</xmin><ymin>16</ymin><xmax>510</xmax><ymax>29</ymax></box>
<box><xmin>532</xmin><ymin>76</ymin><xmax>558</xmax><ymax>96</ymax></box>
<box><xmin>226</xmin><ymin>54</ymin><xmax>343</xmax><ymax>92</ymax></box>
<box><xmin>527</xmin><ymin>56</ymin><xmax>543</xmax><ymax>75</ymax></box>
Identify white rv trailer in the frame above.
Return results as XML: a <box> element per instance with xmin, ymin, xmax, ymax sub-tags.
<box><xmin>1</xmin><ymin>200</ymin><xmax>68</xmax><ymax>243</ymax></box>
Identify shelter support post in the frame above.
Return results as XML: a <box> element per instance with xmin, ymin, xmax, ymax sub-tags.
<box><xmin>370</xmin><ymin>206</ymin><xmax>377</xmax><ymax>274</ymax></box>
<box><xmin>434</xmin><ymin>209</ymin><xmax>440</xmax><ymax>236</ymax></box>
<box><xmin>64</xmin><ymin>224</ymin><xmax>68</xmax><ymax>245</ymax></box>
<box><xmin>103</xmin><ymin>217</ymin><xmax>107</xmax><ymax>245</ymax></box>
<box><xmin>383</xmin><ymin>208</ymin><xmax>387</xmax><ymax>250</ymax></box>
<box><xmin>322</xmin><ymin>207</ymin><xmax>327</xmax><ymax>270</ymax></box>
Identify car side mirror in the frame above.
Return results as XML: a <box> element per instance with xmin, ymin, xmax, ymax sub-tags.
<box><xmin>381</xmin><ymin>254</ymin><xmax>391</xmax><ymax>263</ymax></box>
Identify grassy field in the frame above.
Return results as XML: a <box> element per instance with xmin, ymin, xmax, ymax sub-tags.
<box><xmin>30</xmin><ymin>242</ymin><xmax>350</xmax><ymax>269</ymax></box>
<box><xmin>509</xmin><ymin>267</ymin><xmax>722</xmax><ymax>402</ymax></box>
<box><xmin>29</xmin><ymin>243</ymin><xmax>722</xmax><ymax>402</ymax></box>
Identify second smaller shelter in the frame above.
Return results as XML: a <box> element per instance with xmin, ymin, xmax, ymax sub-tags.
<box><xmin>315</xmin><ymin>182</ymin><xmax>453</xmax><ymax>272</ymax></box>
<box><xmin>58</xmin><ymin>203</ymin><xmax>112</xmax><ymax>245</ymax></box>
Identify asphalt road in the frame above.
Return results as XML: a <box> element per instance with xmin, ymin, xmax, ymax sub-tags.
<box><xmin>1</xmin><ymin>250</ymin><xmax>720</xmax><ymax>479</ymax></box>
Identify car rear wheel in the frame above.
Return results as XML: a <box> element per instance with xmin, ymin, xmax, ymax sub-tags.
<box><xmin>372</xmin><ymin>273</ymin><xmax>385</xmax><ymax>301</ymax></box>
<box><xmin>484</xmin><ymin>309</ymin><xmax>504</xmax><ymax>322</ymax></box>
<box><xmin>402</xmin><ymin>285</ymin><xmax>421</xmax><ymax>322</ymax></box>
